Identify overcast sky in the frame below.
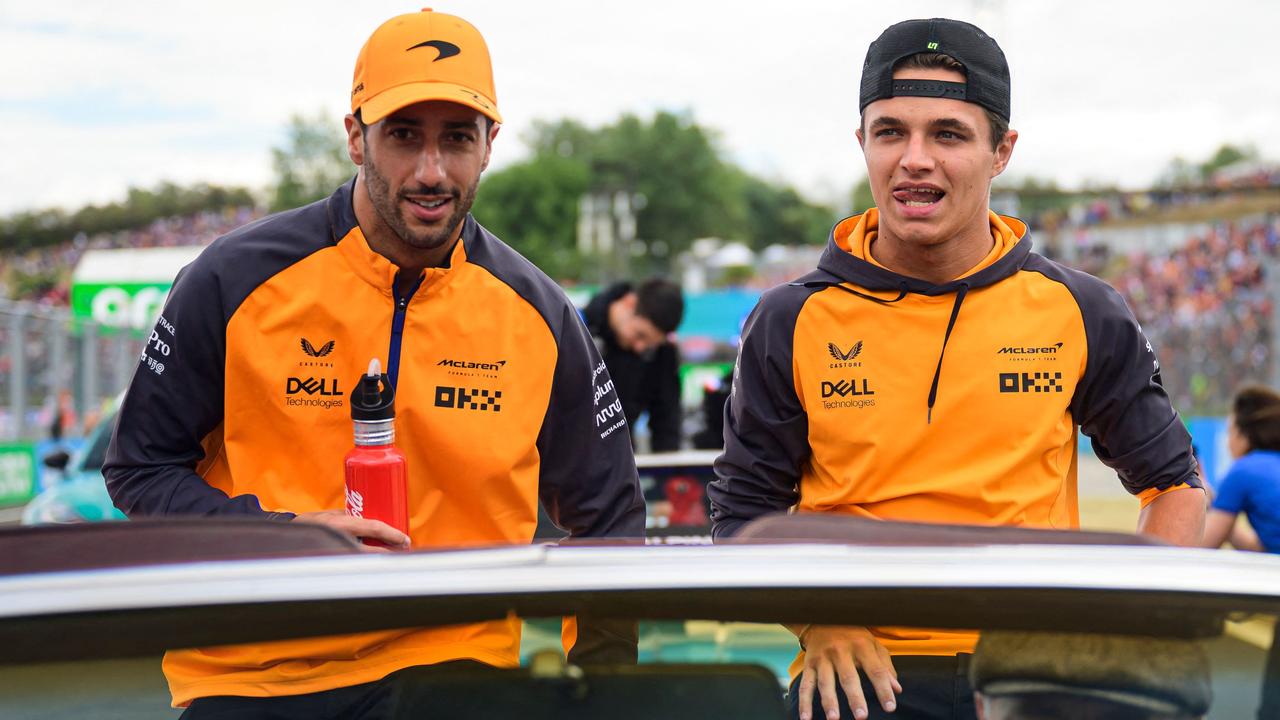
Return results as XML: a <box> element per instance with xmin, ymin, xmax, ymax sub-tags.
<box><xmin>2</xmin><ymin>0</ymin><xmax>1278</xmax><ymax>215</ymax></box>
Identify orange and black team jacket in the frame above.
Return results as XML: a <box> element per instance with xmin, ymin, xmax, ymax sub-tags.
<box><xmin>709</xmin><ymin>208</ymin><xmax>1201</xmax><ymax>657</ymax></box>
<box><xmin>103</xmin><ymin>180</ymin><xmax>645</xmax><ymax>705</ymax></box>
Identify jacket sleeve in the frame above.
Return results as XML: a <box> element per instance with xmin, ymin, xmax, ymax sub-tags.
<box><xmin>1070</xmin><ymin>279</ymin><xmax>1201</xmax><ymax>498</ymax></box>
<box><xmin>537</xmin><ymin>303</ymin><xmax>646</xmax><ymax>666</ymax></box>
<box><xmin>537</xmin><ymin>303</ymin><xmax>646</xmax><ymax>539</ymax></box>
<box><xmin>646</xmin><ymin>343</ymin><xmax>683</xmax><ymax>452</ymax></box>
<box><xmin>708</xmin><ymin>288</ymin><xmax>811</xmax><ymax>540</ymax></box>
<box><xmin>103</xmin><ymin>250</ymin><xmax>283</xmax><ymax>519</ymax></box>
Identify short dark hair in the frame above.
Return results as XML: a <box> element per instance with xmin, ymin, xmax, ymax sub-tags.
<box><xmin>860</xmin><ymin>52</ymin><xmax>1009</xmax><ymax>150</ymax></box>
<box><xmin>1232</xmin><ymin>384</ymin><xmax>1280</xmax><ymax>452</ymax></box>
<box><xmin>634</xmin><ymin>278</ymin><xmax>684</xmax><ymax>334</ymax></box>
<box><xmin>352</xmin><ymin>108</ymin><xmax>494</xmax><ymax>135</ymax></box>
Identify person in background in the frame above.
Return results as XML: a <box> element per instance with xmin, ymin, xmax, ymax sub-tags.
<box><xmin>1200</xmin><ymin>385</ymin><xmax>1280</xmax><ymax>719</ymax></box>
<box><xmin>1201</xmin><ymin>384</ymin><xmax>1280</xmax><ymax>553</ymax></box>
<box><xmin>583</xmin><ymin>278</ymin><xmax>685</xmax><ymax>452</ymax></box>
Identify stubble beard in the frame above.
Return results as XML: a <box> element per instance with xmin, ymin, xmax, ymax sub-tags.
<box><xmin>364</xmin><ymin>154</ymin><xmax>479</xmax><ymax>251</ymax></box>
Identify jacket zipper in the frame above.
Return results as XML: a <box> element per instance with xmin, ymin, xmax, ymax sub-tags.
<box><xmin>386</xmin><ymin>273</ymin><xmax>423</xmax><ymax>390</ymax></box>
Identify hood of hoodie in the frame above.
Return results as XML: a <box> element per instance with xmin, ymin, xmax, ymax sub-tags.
<box><xmin>803</xmin><ymin>208</ymin><xmax>1032</xmax><ymax>424</ymax></box>
<box><xmin>815</xmin><ymin>208</ymin><xmax>1031</xmax><ymax>295</ymax></box>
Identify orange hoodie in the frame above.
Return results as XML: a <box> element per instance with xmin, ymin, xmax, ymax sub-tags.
<box><xmin>711</xmin><ymin>209</ymin><xmax>1199</xmax><ymax>659</ymax></box>
<box><xmin>105</xmin><ymin>180</ymin><xmax>645</xmax><ymax>705</ymax></box>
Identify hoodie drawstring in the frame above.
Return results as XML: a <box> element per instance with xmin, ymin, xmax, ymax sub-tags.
<box><xmin>795</xmin><ymin>278</ymin><xmax>970</xmax><ymax>423</ymax></box>
<box><xmin>801</xmin><ymin>280</ymin><xmax>910</xmax><ymax>306</ymax></box>
<box><xmin>927</xmin><ymin>283</ymin><xmax>970</xmax><ymax>424</ymax></box>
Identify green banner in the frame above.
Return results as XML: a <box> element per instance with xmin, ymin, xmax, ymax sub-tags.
<box><xmin>70</xmin><ymin>281</ymin><xmax>172</xmax><ymax>332</ymax></box>
<box><xmin>0</xmin><ymin>443</ymin><xmax>37</xmax><ymax>506</ymax></box>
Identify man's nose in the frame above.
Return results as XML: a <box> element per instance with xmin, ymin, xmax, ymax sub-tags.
<box><xmin>899</xmin><ymin>134</ymin><xmax>935</xmax><ymax>173</ymax></box>
<box><xmin>414</xmin><ymin>144</ymin><xmax>448</xmax><ymax>186</ymax></box>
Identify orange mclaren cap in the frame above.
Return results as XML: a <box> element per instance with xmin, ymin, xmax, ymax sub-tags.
<box><xmin>351</xmin><ymin>8</ymin><xmax>502</xmax><ymax>125</ymax></box>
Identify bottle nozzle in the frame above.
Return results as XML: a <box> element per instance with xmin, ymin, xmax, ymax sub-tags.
<box><xmin>351</xmin><ymin>357</ymin><xmax>396</xmax><ymax>422</ymax></box>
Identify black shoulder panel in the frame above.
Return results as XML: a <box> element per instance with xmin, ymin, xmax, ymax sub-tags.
<box><xmin>200</xmin><ymin>180</ymin><xmax>354</xmax><ymax>325</ymax></box>
<box><xmin>1021</xmin><ymin>254</ymin><xmax>1199</xmax><ymax>495</ymax></box>
<box><xmin>710</xmin><ymin>280</ymin><xmax>825</xmax><ymax>539</ymax></box>
<box><xmin>460</xmin><ymin>215</ymin><xmax>573</xmax><ymax>341</ymax></box>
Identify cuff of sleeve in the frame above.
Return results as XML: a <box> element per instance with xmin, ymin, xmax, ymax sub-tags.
<box><xmin>264</xmin><ymin>511</ymin><xmax>296</xmax><ymax>521</ymax></box>
<box><xmin>1136</xmin><ymin>483</ymin><xmax>1195</xmax><ymax>509</ymax></box>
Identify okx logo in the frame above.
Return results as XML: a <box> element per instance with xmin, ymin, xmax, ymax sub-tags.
<box><xmin>435</xmin><ymin>385</ymin><xmax>502</xmax><ymax>412</ymax></box>
<box><xmin>999</xmin><ymin>371</ymin><xmax>1064</xmax><ymax>394</ymax></box>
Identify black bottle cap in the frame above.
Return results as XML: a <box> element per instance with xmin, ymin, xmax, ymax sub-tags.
<box><xmin>351</xmin><ymin>358</ymin><xmax>396</xmax><ymax>421</ymax></box>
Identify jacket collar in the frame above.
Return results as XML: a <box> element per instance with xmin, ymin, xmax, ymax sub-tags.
<box><xmin>327</xmin><ymin>178</ymin><xmax>472</xmax><ymax>295</ymax></box>
<box><xmin>816</xmin><ymin>208</ymin><xmax>1032</xmax><ymax>296</ymax></box>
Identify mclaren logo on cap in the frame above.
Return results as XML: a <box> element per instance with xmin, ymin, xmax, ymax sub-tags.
<box><xmin>408</xmin><ymin>39</ymin><xmax>461</xmax><ymax>61</ymax></box>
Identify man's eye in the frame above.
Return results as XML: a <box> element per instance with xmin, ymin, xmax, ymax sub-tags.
<box><xmin>938</xmin><ymin>131</ymin><xmax>966</xmax><ymax>141</ymax></box>
<box><xmin>390</xmin><ymin>128</ymin><xmax>415</xmax><ymax>141</ymax></box>
<box><xmin>875</xmin><ymin>128</ymin><xmax>901</xmax><ymax>137</ymax></box>
<box><xmin>448</xmin><ymin>132</ymin><xmax>475</xmax><ymax>144</ymax></box>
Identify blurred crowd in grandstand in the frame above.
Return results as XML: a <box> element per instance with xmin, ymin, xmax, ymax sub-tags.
<box><xmin>1106</xmin><ymin>215</ymin><xmax>1280</xmax><ymax>415</ymax></box>
<box><xmin>3</xmin><ymin>184</ymin><xmax>1280</xmax><ymax>417</ymax></box>
<box><xmin>0</xmin><ymin>207</ymin><xmax>262</xmax><ymax>307</ymax></box>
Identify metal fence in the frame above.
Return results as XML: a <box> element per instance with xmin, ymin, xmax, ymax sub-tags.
<box><xmin>0</xmin><ymin>299</ymin><xmax>140</xmax><ymax>442</ymax></box>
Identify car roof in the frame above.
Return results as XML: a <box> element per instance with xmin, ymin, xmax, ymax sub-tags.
<box><xmin>1</xmin><ymin>516</ymin><xmax>1277</xmax><ymax>664</ymax></box>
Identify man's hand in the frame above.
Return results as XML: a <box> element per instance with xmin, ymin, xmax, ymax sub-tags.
<box><xmin>292</xmin><ymin>510</ymin><xmax>410</xmax><ymax>551</ymax></box>
<box><xmin>795</xmin><ymin>625</ymin><xmax>901</xmax><ymax>720</ymax></box>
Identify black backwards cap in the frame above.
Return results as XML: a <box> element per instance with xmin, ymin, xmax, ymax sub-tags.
<box><xmin>860</xmin><ymin>18</ymin><xmax>1011</xmax><ymax>121</ymax></box>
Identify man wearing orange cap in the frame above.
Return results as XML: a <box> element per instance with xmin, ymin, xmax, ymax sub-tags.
<box><xmin>104</xmin><ymin>10</ymin><xmax>644</xmax><ymax>718</ymax></box>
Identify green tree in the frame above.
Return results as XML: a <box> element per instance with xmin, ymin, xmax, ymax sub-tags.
<box><xmin>270</xmin><ymin>111</ymin><xmax>353</xmax><ymax>212</ymax></box>
<box><xmin>475</xmin><ymin>111</ymin><xmax>834</xmax><ymax>281</ymax></box>
<box><xmin>1199</xmin><ymin>144</ymin><xmax>1257</xmax><ymax>176</ymax></box>
<box><xmin>851</xmin><ymin>176</ymin><xmax>874</xmax><ymax>214</ymax></box>
<box><xmin>738</xmin><ymin>172</ymin><xmax>835</xmax><ymax>248</ymax></box>
<box><xmin>473</xmin><ymin>153</ymin><xmax>590</xmax><ymax>280</ymax></box>
<box><xmin>525</xmin><ymin>112</ymin><xmax>750</xmax><ymax>261</ymax></box>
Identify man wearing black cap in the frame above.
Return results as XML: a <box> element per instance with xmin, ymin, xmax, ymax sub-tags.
<box><xmin>710</xmin><ymin>17</ymin><xmax>1206</xmax><ymax>720</ymax></box>
<box><xmin>582</xmin><ymin>278</ymin><xmax>686</xmax><ymax>452</ymax></box>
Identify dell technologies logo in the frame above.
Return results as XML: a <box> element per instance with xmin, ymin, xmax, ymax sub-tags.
<box><xmin>819</xmin><ymin>377</ymin><xmax>876</xmax><ymax>410</ymax></box>
<box><xmin>285</xmin><ymin>376</ymin><xmax>344</xmax><ymax>410</ymax></box>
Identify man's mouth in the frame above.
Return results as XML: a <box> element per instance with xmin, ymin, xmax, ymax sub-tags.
<box><xmin>402</xmin><ymin>192</ymin><xmax>455</xmax><ymax>223</ymax></box>
<box><xmin>407</xmin><ymin>197</ymin><xmax>450</xmax><ymax>209</ymax></box>
<box><xmin>892</xmin><ymin>186</ymin><xmax>945</xmax><ymax>207</ymax></box>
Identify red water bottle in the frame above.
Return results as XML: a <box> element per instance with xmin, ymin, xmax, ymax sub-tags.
<box><xmin>344</xmin><ymin>358</ymin><xmax>409</xmax><ymax>548</ymax></box>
